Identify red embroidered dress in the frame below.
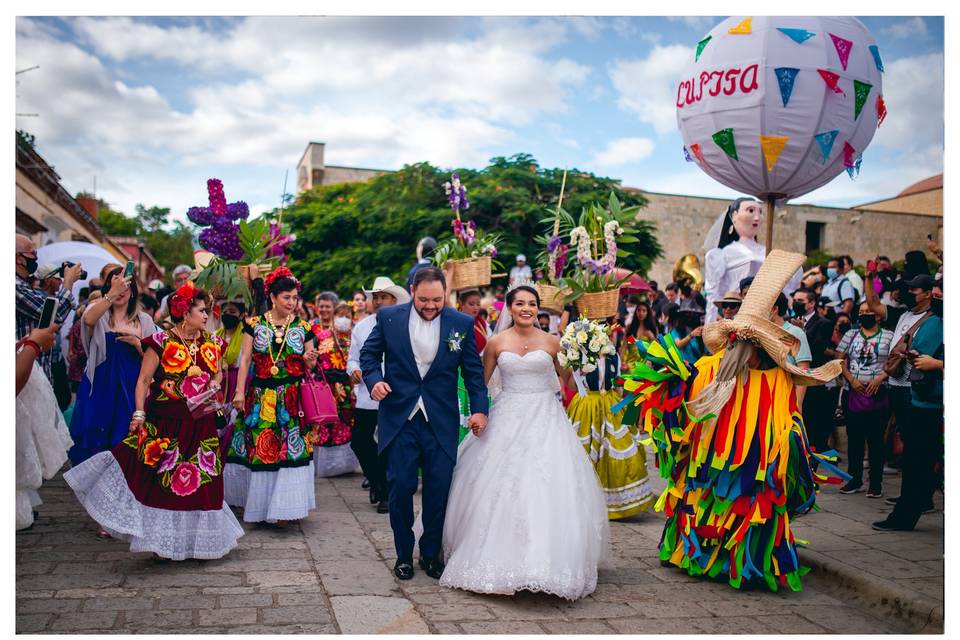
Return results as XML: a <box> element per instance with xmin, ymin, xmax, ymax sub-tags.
<box><xmin>309</xmin><ymin>324</ymin><xmax>354</xmax><ymax>447</ymax></box>
<box><xmin>63</xmin><ymin>329</ymin><xmax>244</xmax><ymax>560</ymax></box>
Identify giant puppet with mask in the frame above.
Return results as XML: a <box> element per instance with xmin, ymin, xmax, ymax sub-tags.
<box><xmin>703</xmin><ymin>198</ymin><xmax>801</xmax><ymax>322</ymax></box>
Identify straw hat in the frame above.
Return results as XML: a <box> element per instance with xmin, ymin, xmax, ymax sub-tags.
<box><xmin>713</xmin><ymin>291</ymin><xmax>742</xmax><ymax>308</ymax></box>
<box><xmin>702</xmin><ymin>250</ymin><xmax>841</xmax><ymax>386</ymax></box>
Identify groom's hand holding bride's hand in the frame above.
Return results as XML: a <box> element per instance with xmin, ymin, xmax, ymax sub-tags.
<box><xmin>371</xmin><ymin>381</ymin><xmax>393</xmax><ymax>401</ymax></box>
<box><xmin>467</xmin><ymin>413</ymin><xmax>487</xmax><ymax>436</ymax></box>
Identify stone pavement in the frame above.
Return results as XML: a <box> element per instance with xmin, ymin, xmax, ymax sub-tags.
<box><xmin>16</xmin><ymin>449</ymin><xmax>941</xmax><ymax>634</ymax></box>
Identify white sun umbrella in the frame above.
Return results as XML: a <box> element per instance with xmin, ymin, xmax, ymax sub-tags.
<box><xmin>37</xmin><ymin>241</ymin><xmax>126</xmax><ymax>299</ymax></box>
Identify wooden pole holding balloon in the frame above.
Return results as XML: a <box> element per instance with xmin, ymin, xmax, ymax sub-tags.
<box><xmin>764</xmin><ymin>196</ymin><xmax>775</xmax><ymax>255</ymax></box>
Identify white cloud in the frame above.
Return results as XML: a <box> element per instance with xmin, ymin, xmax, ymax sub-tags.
<box><xmin>872</xmin><ymin>52</ymin><xmax>943</xmax><ymax>157</ymax></box>
<box><xmin>883</xmin><ymin>17</ymin><xmax>928</xmax><ymax>40</ymax></box>
<box><xmin>590</xmin><ymin>137</ymin><xmax>656</xmax><ymax>167</ymax></box>
<box><xmin>609</xmin><ymin>44</ymin><xmax>692</xmax><ymax>135</ymax></box>
<box><xmin>665</xmin><ymin>16</ymin><xmax>717</xmax><ymax>32</ymax></box>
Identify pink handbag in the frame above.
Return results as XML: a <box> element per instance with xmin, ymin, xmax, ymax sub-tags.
<box><xmin>299</xmin><ymin>367</ymin><xmax>339</xmax><ymax>426</ymax></box>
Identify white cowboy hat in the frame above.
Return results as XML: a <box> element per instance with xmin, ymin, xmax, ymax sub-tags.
<box><xmin>365</xmin><ymin>276</ymin><xmax>411</xmax><ymax>304</ymax></box>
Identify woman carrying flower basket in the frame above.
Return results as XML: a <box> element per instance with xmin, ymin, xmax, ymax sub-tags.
<box><xmin>309</xmin><ymin>302</ymin><xmax>362</xmax><ymax>477</ymax></box>
<box><xmin>561</xmin><ymin>319</ymin><xmax>654</xmax><ymax>520</ymax></box>
<box><xmin>223</xmin><ymin>267</ymin><xmax>321</xmax><ymax>525</ymax></box>
<box><xmin>64</xmin><ymin>282</ymin><xmax>244</xmax><ymax>560</ymax></box>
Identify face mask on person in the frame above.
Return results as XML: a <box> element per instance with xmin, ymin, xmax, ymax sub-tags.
<box><xmin>858</xmin><ymin>314</ymin><xmax>877</xmax><ymax>329</ymax></box>
<box><xmin>900</xmin><ymin>291</ymin><xmax>917</xmax><ymax>310</ymax></box>
<box><xmin>826</xmin><ymin>267</ymin><xmax>839</xmax><ymax>280</ymax></box>
<box><xmin>792</xmin><ymin>300</ymin><xmax>808</xmax><ymax>317</ymax></box>
<box><xmin>334</xmin><ymin>317</ymin><xmax>352</xmax><ymax>332</ymax></box>
<box><xmin>931</xmin><ymin>297</ymin><xmax>943</xmax><ymax>317</ymax></box>
<box><xmin>221</xmin><ymin>314</ymin><xmax>240</xmax><ymax>330</ymax></box>
<box><xmin>21</xmin><ymin>255</ymin><xmax>38</xmax><ymax>275</ymax></box>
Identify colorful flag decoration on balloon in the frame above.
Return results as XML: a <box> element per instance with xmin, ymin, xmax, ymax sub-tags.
<box><xmin>829</xmin><ymin>34</ymin><xmax>853</xmax><ymax>71</ymax></box>
<box><xmin>712</xmin><ymin>128</ymin><xmax>739</xmax><ymax>160</ymax></box>
<box><xmin>774</xmin><ymin>68</ymin><xmax>800</xmax><ymax>107</ymax></box>
<box><xmin>777</xmin><ymin>27</ymin><xmax>816</xmax><ymax>44</ymax></box>
<box><xmin>695</xmin><ymin>35</ymin><xmax>712</xmax><ymax>62</ymax></box>
<box><xmin>854</xmin><ymin>80</ymin><xmax>873</xmax><ymax>120</ymax></box>
<box><xmin>842</xmin><ymin>141</ymin><xmax>856</xmax><ymax>169</ymax></box>
<box><xmin>876</xmin><ymin>95</ymin><xmax>887</xmax><ymax>127</ymax></box>
<box><xmin>683</xmin><ymin>146</ymin><xmax>694</xmax><ymax>162</ymax></box>
<box><xmin>760</xmin><ymin>135</ymin><xmax>789</xmax><ymax>172</ymax></box>
<box><xmin>728</xmin><ymin>17</ymin><xmax>752</xmax><ymax>35</ymax></box>
<box><xmin>846</xmin><ymin>154</ymin><xmax>862</xmax><ymax>179</ymax></box>
<box><xmin>869</xmin><ymin>44</ymin><xmax>884</xmax><ymax>72</ymax></box>
<box><xmin>690</xmin><ymin>143</ymin><xmax>704</xmax><ymax>163</ymax></box>
<box><xmin>814</xmin><ymin>130</ymin><xmax>839</xmax><ymax>163</ymax></box>
<box><xmin>817</xmin><ymin>69</ymin><xmax>846</xmax><ymax>96</ymax></box>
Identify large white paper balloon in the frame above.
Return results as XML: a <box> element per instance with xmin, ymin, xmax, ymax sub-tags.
<box><xmin>676</xmin><ymin>16</ymin><xmax>885</xmax><ymax>201</ymax></box>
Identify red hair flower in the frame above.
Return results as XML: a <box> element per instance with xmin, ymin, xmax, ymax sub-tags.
<box><xmin>170</xmin><ymin>280</ymin><xmax>198</xmax><ymax>318</ymax></box>
<box><xmin>263</xmin><ymin>266</ymin><xmax>300</xmax><ymax>294</ymax></box>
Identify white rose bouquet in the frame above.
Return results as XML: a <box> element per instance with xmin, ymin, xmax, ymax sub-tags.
<box><xmin>557</xmin><ymin>319</ymin><xmax>615</xmax><ymax>375</ymax></box>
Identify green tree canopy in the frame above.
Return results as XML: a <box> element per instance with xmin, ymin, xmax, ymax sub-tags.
<box><xmin>283</xmin><ymin>154</ymin><xmax>661</xmax><ymax>296</ymax></box>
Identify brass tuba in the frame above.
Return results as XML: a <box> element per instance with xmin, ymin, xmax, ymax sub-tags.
<box><xmin>673</xmin><ymin>254</ymin><xmax>704</xmax><ymax>291</ymax></box>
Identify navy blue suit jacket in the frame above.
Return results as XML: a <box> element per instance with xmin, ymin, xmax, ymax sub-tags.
<box><xmin>359</xmin><ymin>303</ymin><xmax>488</xmax><ymax>461</ymax></box>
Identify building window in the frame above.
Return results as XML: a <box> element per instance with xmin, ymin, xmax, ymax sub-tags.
<box><xmin>805</xmin><ymin>222</ymin><xmax>825</xmax><ymax>253</ymax></box>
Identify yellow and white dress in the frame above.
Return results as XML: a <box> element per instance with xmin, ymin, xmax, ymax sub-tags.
<box><xmin>566</xmin><ymin>355</ymin><xmax>654</xmax><ymax>520</ymax></box>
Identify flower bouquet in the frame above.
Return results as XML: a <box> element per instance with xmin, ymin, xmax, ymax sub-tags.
<box><xmin>565</xmin><ymin>193</ymin><xmax>643</xmax><ymax>319</ymax></box>
<box><xmin>432</xmin><ymin>173</ymin><xmax>502</xmax><ymax>290</ymax></box>
<box><xmin>188</xmin><ymin>179</ymin><xmax>294</xmax><ymax>305</ymax></box>
<box><xmin>557</xmin><ymin>318</ymin><xmax>616</xmax><ymax>395</ymax></box>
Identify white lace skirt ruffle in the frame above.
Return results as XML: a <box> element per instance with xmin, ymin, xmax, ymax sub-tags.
<box><xmin>313</xmin><ymin>443</ymin><xmax>361</xmax><ymax>477</ymax></box>
<box><xmin>440</xmin><ymin>383</ymin><xmax>609</xmax><ymax>601</ymax></box>
<box><xmin>64</xmin><ymin>452</ymin><xmax>244</xmax><ymax>560</ymax></box>
<box><xmin>223</xmin><ymin>462</ymin><xmax>316</xmax><ymax>523</ymax></box>
<box><xmin>16</xmin><ymin>363</ymin><xmax>73</xmax><ymax>530</ymax></box>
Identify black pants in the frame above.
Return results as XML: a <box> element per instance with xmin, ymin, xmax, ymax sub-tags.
<box><xmin>845</xmin><ymin>408</ymin><xmax>888</xmax><ymax>491</ymax></box>
<box><xmin>351</xmin><ymin>408</ymin><xmax>386</xmax><ymax>491</ymax></box>
<box><xmin>885</xmin><ymin>385</ymin><xmax>913</xmax><ymax>466</ymax></box>
<box><xmin>889</xmin><ymin>405</ymin><xmax>942</xmax><ymax>528</ymax></box>
<box><xmin>51</xmin><ymin>358</ymin><xmax>72</xmax><ymax>411</ymax></box>
<box><xmin>803</xmin><ymin>385</ymin><xmax>837</xmax><ymax>453</ymax></box>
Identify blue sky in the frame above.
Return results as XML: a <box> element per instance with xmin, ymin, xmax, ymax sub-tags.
<box><xmin>15</xmin><ymin>16</ymin><xmax>944</xmax><ymax>224</ymax></box>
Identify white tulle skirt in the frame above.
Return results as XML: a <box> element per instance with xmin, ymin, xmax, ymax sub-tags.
<box><xmin>440</xmin><ymin>387</ymin><xmax>610</xmax><ymax>601</ymax></box>
<box><xmin>223</xmin><ymin>462</ymin><xmax>316</xmax><ymax>523</ymax></box>
<box><xmin>16</xmin><ymin>363</ymin><xmax>73</xmax><ymax>530</ymax></box>
<box><xmin>64</xmin><ymin>452</ymin><xmax>244</xmax><ymax>560</ymax></box>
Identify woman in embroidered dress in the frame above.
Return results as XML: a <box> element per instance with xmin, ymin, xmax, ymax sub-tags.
<box><xmin>224</xmin><ymin>268</ymin><xmax>320</xmax><ymax>525</ymax></box>
<box><xmin>310</xmin><ymin>301</ymin><xmax>361</xmax><ymax>477</ymax></box>
<box><xmin>216</xmin><ymin>298</ymin><xmax>247</xmax><ymax>458</ymax></box>
<box><xmin>455</xmin><ymin>289</ymin><xmax>488</xmax><ymax>441</ymax></box>
<box><xmin>69</xmin><ymin>269</ymin><xmax>155</xmax><ymax>468</ymax></box>
<box><xmin>565</xmin><ymin>348</ymin><xmax>654</xmax><ymax>520</ymax></box>
<box><xmin>64</xmin><ymin>282</ymin><xmax>244</xmax><ymax>559</ymax></box>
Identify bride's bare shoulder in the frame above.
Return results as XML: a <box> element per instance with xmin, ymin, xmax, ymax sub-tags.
<box><xmin>541</xmin><ymin>333</ymin><xmax>561</xmax><ymax>355</ymax></box>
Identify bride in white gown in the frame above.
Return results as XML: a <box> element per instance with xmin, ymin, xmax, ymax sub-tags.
<box><xmin>439</xmin><ymin>284</ymin><xmax>609</xmax><ymax>600</ymax></box>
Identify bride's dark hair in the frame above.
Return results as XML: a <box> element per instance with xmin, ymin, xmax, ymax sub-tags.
<box><xmin>506</xmin><ymin>285</ymin><xmax>540</xmax><ymax>308</ymax></box>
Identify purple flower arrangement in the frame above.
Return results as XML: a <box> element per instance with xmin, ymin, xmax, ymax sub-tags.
<box><xmin>187</xmin><ymin>179</ymin><xmax>250</xmax><ymax>260</ymax></box>
<box><xmin>443</xmin><ymin>173</ymin><xmax>469</xmax><ymax>212</ymax></box>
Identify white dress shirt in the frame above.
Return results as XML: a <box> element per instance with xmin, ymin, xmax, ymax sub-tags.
<box><xmin>408</xmin><ymin>309</ymin><xmax>441</xmax><ymax>421</ymax></box>
<box><xmin>347</xmin><ymin>314</ymin><xmax>380</xmax><ymax>410</ymax></box>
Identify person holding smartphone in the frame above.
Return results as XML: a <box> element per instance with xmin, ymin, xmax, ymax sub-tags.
<box><xmin>67</xmin><ymin>267</ymin><xmax>156</xmax><ymax>501</ymax></box>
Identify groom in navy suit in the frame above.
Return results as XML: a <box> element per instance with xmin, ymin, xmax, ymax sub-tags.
<box><xmin>359</xmin><ymin>266</ymin><xmax>488</xmax><ymax>580</ymax></box>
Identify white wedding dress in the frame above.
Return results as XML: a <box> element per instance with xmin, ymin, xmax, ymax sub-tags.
<box><xmin>439</xmin><ymin>350</ymin><xmax>609</xmax><ymax>600</ymax></box>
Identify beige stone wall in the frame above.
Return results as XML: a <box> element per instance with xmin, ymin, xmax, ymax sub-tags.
<box><xmin>636</xmin><ymin>191</ymin><xmax>943</xmax><ymax>285</ymax></box>
<box><xmin>853</xmin><ymin>189</ymin><xmax>942</xmax><ymax>217</ymax></box>
<box><xmin>321</xmin><ymin>166</ymin><xmax>384</xmax><ymax>186</ymax></box>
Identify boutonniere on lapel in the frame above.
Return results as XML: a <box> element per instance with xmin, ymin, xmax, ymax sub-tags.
<box><xmin>446</xmin><ymin>330</ymin><xmax>466</xmax><ymax>353</ymax></box>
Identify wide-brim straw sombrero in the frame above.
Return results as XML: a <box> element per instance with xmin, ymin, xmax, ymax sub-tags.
<box><xmin>702</xmin><ymin>250</ymin><xmax>841</xmax><ymax>386</ymax></box>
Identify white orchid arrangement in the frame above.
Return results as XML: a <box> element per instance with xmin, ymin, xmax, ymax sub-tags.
<box><xmin>564</xmin><ymin>194</ymin><xmax>640</xmax><ymax>301</ymax></box>
<box><xmin>557</xmin><ymin>319</ymin><xmax>615</xmax><ymax>373</ymax></box>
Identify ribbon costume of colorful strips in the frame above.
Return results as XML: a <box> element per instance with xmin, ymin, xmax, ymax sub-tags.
<box><xmin>613</xmin><ymin>334</ymin><xmax>851</xmax><ymax>592</ymax></box>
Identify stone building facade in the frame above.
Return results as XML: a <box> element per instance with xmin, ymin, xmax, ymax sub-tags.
<box><xmin>297</xmin><ymin>142</ymin><xmax>388</xmax><ymax>193</ymax></box>
<box><xmin>631</xmin><ymin>180</ymin><xmax>942</xmax><ymax>286</ymax></box>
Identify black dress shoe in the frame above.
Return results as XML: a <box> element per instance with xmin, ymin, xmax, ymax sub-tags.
<box><xmin>419</xmin><ymin>556</ymin><xmax>445</xmax><ymax>579</ymax></box>
<box><xmin>394</xmin><ymin>560</ymin><xmax>414</xmax><ymax>580</ymax></box>
<box><xmin>377</xmin><ymin>500</ymin><xmax>389</xmax><ymax>514</ymax></box>
<box><xmin>872</xmin><ymin>518</ymin><xmax>914</xmax><ymax>532</ymax></box>
<box><xmin>369</xmin><ymin>486</ymin><xmax>379</xmax><ymax>504</ymax></box>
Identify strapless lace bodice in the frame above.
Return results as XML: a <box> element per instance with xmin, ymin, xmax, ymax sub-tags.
<box><xmin>495</xmin><ymin>350</ymin><xmax>561</xmax><ymax>394</ymax></box>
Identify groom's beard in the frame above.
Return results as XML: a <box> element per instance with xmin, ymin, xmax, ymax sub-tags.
<box><xmin>414</xmin><ymin>305</ymin><xmax>440</xmax><ymax>321</ymax></box>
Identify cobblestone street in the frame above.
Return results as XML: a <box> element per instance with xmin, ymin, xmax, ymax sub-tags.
<box><xmin>17</xmin><ymin>449</ymin><xmax>942</xmax><ymax>634</ymax></box>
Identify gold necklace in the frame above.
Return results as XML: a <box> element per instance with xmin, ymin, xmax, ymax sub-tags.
<box><xmin>173</xmin><ymin>326</ymin><xmax>204</xmax><ymax>378</ymax></box>
<box><xmin>265</xmin><ymin>315</ymin><xmax>293</xmax><ymax>376</ymax></box>
<box><xmin>266</xmin><ymin>310</ymin><xmax>292</xmax><ymax>345</ymax></box>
